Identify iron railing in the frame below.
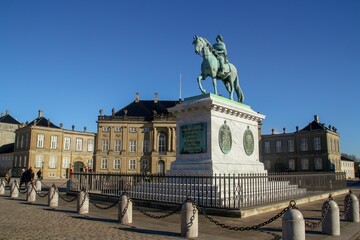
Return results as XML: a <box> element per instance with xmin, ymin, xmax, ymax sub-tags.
<box><xmin>69</xmin><ymin>172</ymin><xmax>346</xmax><ymax>210</ymax></box>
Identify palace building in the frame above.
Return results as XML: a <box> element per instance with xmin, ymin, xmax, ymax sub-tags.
<box><xmin>260</xmin><ymin>115</ymin><xmax>341</xmax><ymax>173</ymax></box>
<box><xmin>12</xmin><ymin>110</ymin><xmax>95</xmax><ymax>179</ymax></box>
<box><xmin>94</xmin><ymin>93</ymin><xmax>179</xmax><ymax>174</ymax></box>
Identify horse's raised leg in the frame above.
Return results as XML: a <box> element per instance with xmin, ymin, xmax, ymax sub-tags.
<box><xmin>212</xmin><ymin>78</ymin><xmax>218</xmax><ymax>95</ymax></box>
<box><xmin>197</xmin><ymin>75</ymin><xmax>207</xmax><ymax>94</ymax></box>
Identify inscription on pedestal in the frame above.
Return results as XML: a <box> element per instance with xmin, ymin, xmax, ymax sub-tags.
<box><xmin>180</xmin><ymin>123</ymin><xmax>207</xmax><ymax>154</ymax></box>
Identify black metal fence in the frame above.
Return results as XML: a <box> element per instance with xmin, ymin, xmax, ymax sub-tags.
<box><xmin>69</xmin><ymin>172</ymin><xmax>347</xmax><ymax>210</ymax></box>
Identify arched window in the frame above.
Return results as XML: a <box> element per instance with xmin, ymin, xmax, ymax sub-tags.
<box><xmin>158</xmin><ymin>133</ymin><xmax>166</xmax><ymax>153</ymax></box>
<box><xmin>158</xmin><ymin>160</ymin><xmax>165</xmax><ymax>175</ymax></box>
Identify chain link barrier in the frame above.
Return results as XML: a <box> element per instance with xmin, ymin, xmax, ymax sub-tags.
<box><xmin>31</xmin><ymin>182</ymin><xmax>49</xmax><ymax>198</ymax></box>
<box><xmin>198</xmin><ymin>200</ymin><xmax>298</xmax><ymax>231</ymax></box>
<box><xmin>16</xmin><ymin>182</ymin><xmax>28</xmax><ymax>194</ymax></box>
<box><xmin>55</xmin><ymin>187</ymin><xmax>78</xmax><ymax>203</ymax></box>
<box><xmin>78</xmin><ymin>192</ymin><xmax>89</xmax><ymax>209</ymax></box>
<box><xmin>88</xmin><ymin>196</ymin><xmax>120</xmax><ymax>210</ymax></box>
<box><xmin>342</xmin><ymin>191</ymin><xmax>352</xmax><ymax>218</ymax></box>
<box><xmin>132</xmin><ymin>197</ymin><xmax>185</xmax><ymax>219</ymax></box>
<box><xmin>303</xmin><ymin>198</ymin><xmax>331</xmax><ymax>229</ymax></box>
<box><xmin>186</xmin><ymin>197</ymin><xmax>198</xmax><ymax>228</ymax></box>
<box><xmin>119</xmin><ymin>193</ymin><xmax>131</xmax><ymax>219</ymax></box>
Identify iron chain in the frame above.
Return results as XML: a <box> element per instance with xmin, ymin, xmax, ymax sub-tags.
<box><xmin>78</xmin><ymin>192</ymin><xmax>88</xmax><ymax>209</ymax></box>
<box><xmin>120</xmin><ymin>195</ymin><xmax>131</xmax><ymax>218</ymax></box>
<box><xmin>133</xmin><ymin>199</ymin><xmax>184</xmax><ymax>219</ymax></box>
<box><xmin>89</xmin><ymin>197</ymin><xmax>120</xmax><ymax>210</ymax></box>
<box><xmin>304</xmin><ymin>199</ymin><xmax>330</xmax><ymax>228</ymax></box>
<box><xmin>55</xmin><ymin>187</ymin><xmax>78</xmax><ymax>202</ymax></box>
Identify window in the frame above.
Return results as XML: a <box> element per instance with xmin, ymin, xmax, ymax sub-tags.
<box><xmin>101</xmin><ymin>158</ymin><xmax>108</xmax><ymax>169</ymax></box>
<box><xmin>275</xmin><ymin>140</ymin><xmax>282</xmax><ymax>153</ymax></box>
<box><xmin>49</xmin><ymin>156</ymin><xmax>57</xmax><ymax>169</ymax></box>
<box><xmin>23</xmin><ymin>156</ymin><xmax>27</xmax><ymax>167</ymax></box>
<box><xmin>129</xmin><ymin>159</ymin><xmax>136</xmax><ymax>170</ymax></box>
<box><xmin>301</xmin><ymin>158</ymin><xmax>309</xmax><ymax>170</ymax></box>
<box><xmin>88</xmin><ymin>159</ymin><xmax>93</xmax><ymax>171</ymax></box>
<box><xmin>102</xmin><ymin>126</ymin><xmax>109</xmax><ymax>132</ymax></box>
<box><xmin>62</xmin><ymin>157</ymin><xmax>70</xmax><ymax>169</ymax></box>
<box><xmin>129</xmin><ymin>140</ymin><xmax>137</xmax><ymax>152</ymax></box>
<box><xmin>114</xmin><ymin>140</ymin><xmax>121</xmax><ymax>152</ymax></box>
<box><xmin>314</xmin><ymin>137</ymin><xmax>321</xmax><ymax>151</ymax></box>
<box><xmin>114</xmin><ymin>127</ymin><xmax>122</xmax><ymax>132</ymax></box>
<box><xmin>114</xmin><ymin>159</ymin><xmax>121</xmax><ymax>170</ymax></box>
<box><xmin>16</xmin><ymin>136</ymin><xmax>19</xmax><ymax>149</ymax></box>
<box><xmin>102</xmin><ymin>140</ymin><xmax>109</xmax><ymax>152</ymax></box>
<box><xmin>87</xmin><ymin>139</ymin><xmax>94</xmax><ymax>152</ymax></box>
<box><xmin>26</xmin><ymin>134</ymin><xmax>29</xmax><ymax>148</ymax></box>
<box><xmin>36</xmin><ymin>155</ymin><xmax>44</xmax><ymax>168</ymax></box>
<box><xmin>76</xmin><ymin>138</ymin><xmax>83</xmax><ymax>151</ymax></box>
<box><xmin>328</xmin><ymin>139</ymin><xmax>332</xmax><ymax>151</ymax></box>
<box><xmin>144</xmin><ymin>127</ymin><xmax>150</xmax><ymax>133</ymax></box>
<box><xmin>300</xmin><ymin>138</ymin><xmax>308</xmax><ymax>151</ymax></box>
<box><xmin>20</xmin><ymin>135</ymin><xmax>24</xmax><ymax>148</ymax></box>
<box><xmin>143</xmin><ymin>140</ymin><xmax>149</xmax><ymax>153</ymax></box>
<box><xmin>142</xmin><ymin>159</ymin><xmax>149</xmax><ymax>170</ymax></box>
<box><xmin>264</xmin><ymin>141</ymin><xmax>270</xmax><ymax>153</ymax></box>
<box><xmin>288</xmin><ymin>159</ymin><xmax>296</xmax><ymax>171</ymax></box>
<box><xmin>315</xmin><ymin>157</ymin><xmax>323</xmax><ymax>170</ymax></box>
<box><xmin>158</xmin><ymin>133</ymin><xmax>166</xmax><ymax>153</ymax></box>
<box><xmin>287</xmin><ymin>139</ymin><xmax>294</xmax><ymax>152</ymax></box>
<box><xmin>51</xmin><ymin>135</ymin><xmax>58</xmax><ymax>149</ymax></box>
<box><xmin>64</xmin><ymin>137</ymin><xmax>71</xmax><ymax>150</ymax></box>
<box><xmin>14</xmin><ymin>156</ymin><xmax>18</xmax><ymax>167</ymax></box>
<box><xmin>37</xmin><ymin>134</ymin><xmax>45</xmax><ymax>148</ymax></box>
<box><xmin>129</xmin><ymin>127</ymin><xmax>137</xmax><ymax>133</ymax></box>
<box><xmin>19</xmin><ymin>156</ymin><xmax>22</xmax><ymax>168</ymax></box>
<box><xmin>264</xmin><ymin>160</ymin><xmax>271</xmax><ymax>170</ymax></box>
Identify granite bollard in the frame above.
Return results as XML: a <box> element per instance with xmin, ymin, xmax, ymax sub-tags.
<box><xmin>282</xmin><ymin>209</ymin><xmax>305</xmax><ymax>240</ymax></box>
<box><xmin>27</xmin><ymin>182</ymin><xmax>36</xmax><ymax>202</ymax></box>
<box><xmin>322</xmin><ymin>200</ymin><xmax>340</xmax><ymax>236</ymax></box>
<box><xmin>0</xmin><ymin>179</ymin><xmax>6</xmax><ymax>195</ymax></box>
<box><xmin>35</xmin><ymin>179</ymin><xmax>42</xmax><ymax>193</ymax></box>
<box><xmin>345</xmin><ymin>193</ymin><xmax>360</xmax><ymax>222</ymax></box>
<box><xmin>10</xmin><ymin>181</ymin><xmax>19</xmax><ymax>198</ymax></box>
<box><xmin>48</xmin><ymin>185</ymin><xmax>59</xmax><ymax>208</ymax></box>
<box><xmin>181</xmin><ymin>200</ymin><xmax>198</xmax><ymax>238</ymax></box>
<box><xmin>77</xmin><ymin>190</ymin><xmax>89</xmax><ymax>214</ymax></box>
<box><xmin>119</xmin><ymin>194</ymin><xmax>132</xmax><ymax>224</ymax></box>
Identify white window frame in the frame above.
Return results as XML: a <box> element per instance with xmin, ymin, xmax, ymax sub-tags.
<box><xmin>19</xmin><ymin>156</ymin><xmax>22</xmax><ymax>168</ymax></box>
<box><xmin>129</xmin><ymin>140</ymin><xmax>136</xmax><ymax>152</ymax></box>
<box><xmin>288</xmin><ymin>159</ymin><xmax>296</xmax><ymax>170</ymax></box>
<box><xmin>51</xmin><ymin>135</ymin><xmax>58</xmax><ymax>149</ymax></box>
<box><xmin>158</xmin><ymin>133</ymin><xmax>166</xmax><ymax>153</ymax></box>
<box><xmin>49</xmin><ymin>156</ymin><xmax>57</xmax><ymax>169</ymax></box>
<box><xmin>62</xmin><ymin>157</ymin><xmax>70</xmax><ymax>169</ymax></box>
<box><xmin>102</xmin><ymin>126</ymin><xmax>109</xmax><ymax>132</ymax></box>
<box><xmin>143</xmin><ymin>140</ymin><xmax>149</xmax><ymax>153</ymax></box>
<box><xmin>101</xmin><ymin>158</ymin><xmax>108</xmax><ymax>169</ymax></box>
<box><xmin>275</xmin><ymin>140</ymin><xmax>282</xmax><ymax>153</ymax></box>
<box><xmin>264</xmin><ymin>141</ymin><xmax>270</xmax><ymax>153</ymax></box>
<box><xmin>114</xmin><ymin>159</ymin><xmax>121</xmax><ymax>170</ymax></box>
<box><xmin>129</xmin><ymin>159</ymin><xmax>136</xmax><ymax>170</ymax></box>
<box><xmin>300</xmin><ymin>138</ymin><xmax>308</xmax><ymax>151</ymax></box>
<box><xmin>129</xmin><ymin>127</ymin><xmax>137</xmax><ymax>133</ymax></box>
<box><xmin>301</xmin><ymin>158</ymin><xmax>309</xmax><ymax>170</ymax></box>
<box><xmin>23</xmin><ymin>155</ymin><xmax>27</xmax><ymax>167</ymax></box>
<box><xmin>287</xmin><ymin>139</ymin><xmax>294</xmax><ymax>152</ymax></box>
<box><xmin>314</xmin><ymin>137</ymin><xmax>321</xmax><ymax>151</ymax></box>
<box><xmin>142</xmin><ymin>159</ymin><xmax>149</xmax><ymax>170</ymax></box>
<box><xmin>64</xmin><ymin>137</ymin><xmax>71</xmax><ymax>150</ymax></box>
<box><xmin>20</xmin><ymin>135</ymin><xmax>24</xmax><ymax>148</ymax></box>
<box><xmin>315</xmin><ymin>157</ymin><xmax>323</xmax><ymax>170</ymax></box>
<box><xmin>76</xmin><ymin>138</ymin><xmax>83</xmax><ymax>151</ymax></box>
<box><xmin>114</xmin><ymin>140</ymin><xmax>121</xmax><ymax>152</ymax></box>
<box><xmin>102</xmin><ymin>140</ymin><xmax>109</xmax><ymax>152</ymax></box>
<box><xmin>88</xmin><ymin>159</ymin><xmax>93</xmax><ymax>171</ymax></box>
<box><xmin>87</xmin><ymin>139</ymin><xmax>94</xmax><ymax>152</ymax></box>
<box><xmin>114</xmin><ymin>127</ymin><xmax>122</xmax><ymax>132</ymax></box>
<box><xmin>37</xmin><ymin>134</ymin><xmax>45</xmax><ymax>148</ymax></box>
<box><xmin>36</xmin><ymin>155</ymin><xmax>44</xmax><ymax>168</ymax></box>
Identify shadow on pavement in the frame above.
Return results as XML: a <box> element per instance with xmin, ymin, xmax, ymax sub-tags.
<box><xmin>72</xmin><ymin>215</ymin><xmax>118</xmax><ymax>224</ymax></box>
<box><xmin>118</xmin><ymin>226</ymin><xmax>181</xmax><ymax>238</ymax></box>
<box><xmin>44</xmin><ymin>208</ymin><xmax>77</xmax><ymax>214</ymax></box>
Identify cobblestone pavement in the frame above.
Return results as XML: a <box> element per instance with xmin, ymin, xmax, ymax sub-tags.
<box><xmin>0</xmin><ymin>180</ymin><xmax>359</xmax><ymax>240</ymax></box>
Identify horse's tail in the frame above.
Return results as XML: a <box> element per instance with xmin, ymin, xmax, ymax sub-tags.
<box><xmin>234</xmin><ymin>75</ymin><xmax>244</xmax><ymax>103</ymax></box>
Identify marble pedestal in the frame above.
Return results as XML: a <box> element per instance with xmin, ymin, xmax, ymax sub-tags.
<box><xmin>168</xmin><ymin>93</ymin><xmax>266</xmax><ymax>175</ymax></box>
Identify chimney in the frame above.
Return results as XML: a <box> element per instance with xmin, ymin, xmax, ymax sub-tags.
<box><xmin>84</xmin><ymin>126</ymin><xmax>87</xmax><ymax>132</ymax></box>
<box><xmin>5</xmin><ymin>110</ymin><xmax>10</xmax><ymax>115</ymax></box>
<box><xmin>271</xmin><ymin>128</ymin><xmax>274</xmax><ymax>135</ymax></box>
<box><xmin>283</xmin><ymin>128</ymin><xmax>286</xmax><ymax>134</ymax></box>
<box><xmin>154</xmin><ymin>92</ymin><xmax>158</xmax><ymax>103</ymax></box>
<box><xmin>60</xmin><ymin>123</ymin><xmax>63</xmax><ymax>129</ymax></box>
<box><xmin>135</xmin><ymin>92</ymin><xmax>140</xmax><ymax>103</ymax></box>
<box><xmin>314</xmin><ymin>115</ymin><xmax>319</xmax><ymax>123</ymax></box>
<box><xmin>296</xmin><ymin>126</ymin><xmax>299</xmax><ymax>132</ymax></box>
<box><xmin>72</xmin><ymin>125</ymin><xmax>75</xmax><ymax>131</ymax></box>
<box><xmin>38</xmin><ymin>110</ymin><xmax>43</xmax><ymax>118</ymax></box>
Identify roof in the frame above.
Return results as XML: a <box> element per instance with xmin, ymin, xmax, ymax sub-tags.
<box><xmin>114</xmin><ymin>100</ymin><xmax>180</xmax><ymax>121</ymax></box>
<box><xmin>0</xmin><ymin>143</ymin><xmax>14</xmax><ymax>154</ymax></box>
<box><xmin>341</xmin><ymin>155</ymin><xmax>354</xmax><ymax>162</ymax></box>
<box><xmin>0</xmin><ymin>114</ymin><xmax>20</xmax><ymax>125</ymax></box>
<box><xmin>27</xmin><ymin>117</ymin><xmax>60</xmax><ymax>129</ymax></box>
<box><xmin>300</xmin><ymin>119</ymin><xmax>337</xmax><ymax>133</ymax></box>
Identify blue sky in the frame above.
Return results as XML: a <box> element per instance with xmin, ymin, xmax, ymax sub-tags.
<box><xmin>1</xmin><ymin>1</ymin><xmax>359</xmax><ymax>157</ymax></box>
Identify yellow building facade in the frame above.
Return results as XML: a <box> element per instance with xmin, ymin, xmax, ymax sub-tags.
<box><xmin>13</xmin><ymin>111</ymin><xmax>95</xmax><ymax>179</ymax></box>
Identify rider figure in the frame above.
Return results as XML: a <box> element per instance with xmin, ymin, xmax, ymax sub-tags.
<box><xmin>212</xmin><ymin>35</ymin><xmax>228</xmax><ymax>77</ymax></box>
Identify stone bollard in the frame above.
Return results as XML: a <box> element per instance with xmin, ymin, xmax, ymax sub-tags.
<box><xmin>27</xmin><ymin>182</ymin><xmax>36</xmax><ymax>202</ymax></box>
<box><xmin>10</xmin><ymin>181</ymin><xmax>19</xmax><ymax>198</ymax></box>
<box><xmin>77</xmin><ymin>191</ymin><xmax>89</xmax><ymax>214</ymax></box>
<box><xmin>322</xmin><ymin>200</ymin><xmax>340</xmax><ymax>236</ymax></box>
<box><xmin>0</xmin><ymin>179</ymin><xmax>6</xmax><ymax>195</ymax></box>
<box><xmin>181</xmin><ymin>200</ymin><xmax>198</xmax><ymax>238</ymax></box>
<box><xmin>48</xmin><ymin>185</ymin><xmax>59</xmax><ymax>208</ymax></box>
<box><xmin>282</xmin><ymin>209</ymin><xmax>305</xmax><ymax>240</ymax></box>
<box><xmin>35</xmin><ymin>179</ymin><xmax>42</xmax><ymax>193</ymax></box>
<box><xmin>344</xmin><ymin>193</ymin><xmax>360</xmax><ymax>222</ymax></box>
<box><xmin>119</xmin><ymin>194</ymin><xmax>132</xmax><ymax>224</ymax></box>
